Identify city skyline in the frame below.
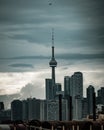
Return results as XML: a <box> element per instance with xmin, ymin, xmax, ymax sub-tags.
<box><xmin>0</xmin><ymin>0</ymin><xmax>104</xmax><ymax>107</ymax></box>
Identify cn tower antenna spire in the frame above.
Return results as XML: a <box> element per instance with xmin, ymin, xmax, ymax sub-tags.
<box><xmin>52</xmin><ymin>28</ymin><xmax>54</xmax><ymax>47</ymax></box>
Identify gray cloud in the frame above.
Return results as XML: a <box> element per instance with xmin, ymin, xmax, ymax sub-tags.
<box><xmin>10</xmin><ymin>56</ymin><xmax>48</xmax><ymax>60</ymax></box>
<box><xmin>20</xmin><ymin>83</ymin><xmax>45</xmax><ymax>99</ymax></box>
<box><xmin>56</xmin><ymin>53</ymin><xmax>104</xmax><ymax>60</ymax></box>
<box><xmin>0</xmin><ymin>0</ymin><xmax>104</xmax><ymax>59</ymax></box>
<box><xmin>9</xmin><ymin>63</ymin><xmax>34</xmax><ymax>68</ymax></box>
<box><xmin>1</xmin><ymin>52</ymin><xmax>104</xmax><ymax>60</ymax></box>
<box><xmin>0</xmin><ymin>52</ymin><xmax>103</xmax><ymax>72</ymax></box>
<box><xmin>0</xmin><ymin>94</ymin><xmax>20</xmax><ymax>109</ymax></box>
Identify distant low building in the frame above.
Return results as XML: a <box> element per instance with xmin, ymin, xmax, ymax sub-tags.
<box><xmin>11</xmin><ymin>98</ymin><xmax>47</xmax><ymax>121</ymax></box>
<box><xmin>0</xmin><ymin>102</ymin><xmax>4</xmax><ymax>111</ymax></box>
<box><xmin>0</xmin><ymin>109</ymin><xmax>11</xmax><ymax>122</ymax></box>
<box><xmin>11</xmin><ymin>100</ymin><xmax>22</xmax><ymax>121</ymax></box>
<box><xmin>96</xmin><ymin>104</ymin><xmax>104</xmax><ymax>114</ymax></box>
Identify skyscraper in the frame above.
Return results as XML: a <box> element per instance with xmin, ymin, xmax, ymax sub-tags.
<box><xmin>87</xmin><ymin>85</ymin><xmax>95</xmax><ymax>115</ymax></box>
<box><xmin>97</xmin><ymin>87</ymin><xmax>104</xmax><ymax>105</ymax></box>
<box><xmin>46</xmin><ymin>79</ymin><xmax>53</xmax><ymax>100</ymax></box>
<box><xmin>64</xmin><ymin>76</ymin><xmax>70</xmax><ymax>98</ymax></box>
<box><xmin>70</xmin><ymin>72</ymin><xmax>83</xmax><ymax>120</ymax></box>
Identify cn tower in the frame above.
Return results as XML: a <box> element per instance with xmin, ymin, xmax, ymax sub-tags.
<box><xmin>49</xmin><ymin>29</ymin><xmax>57</xmax><ymax>85</ymax></box>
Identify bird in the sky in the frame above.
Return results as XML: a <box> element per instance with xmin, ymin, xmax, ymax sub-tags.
<box><xmin>49</xmin><ymin>2</ymin><xmax>52</xmax><ymax>5</ymax></box>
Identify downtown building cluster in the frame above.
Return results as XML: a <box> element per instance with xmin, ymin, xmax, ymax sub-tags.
<box><xmin>0</xmin><ymin>85</ymin><xmax>104</xmax><ymax>122</ymax></box>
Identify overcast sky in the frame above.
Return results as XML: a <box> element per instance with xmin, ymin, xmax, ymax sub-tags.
<box><xmin>0</xmin><ymin>0</ymin><xmax>104</xmax><ymax>108</ymax></box>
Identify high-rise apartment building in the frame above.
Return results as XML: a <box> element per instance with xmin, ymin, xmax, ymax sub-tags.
<box><xmin>46</xmin><ymin>79</ymin><xmax>62</xmax><ymax>100</ymax></box>
<box><xmin>70</xmin><ymin>72</ymin><xmax>83</xmax><ymax>120</ymax></box>
<box><xmin>46</xmin><ymin>79</ymin><xmax>53</xmax><ymax>100</ymax></box>
<box><xmin>22</xmin><ymin>100</ymin><xmax>28</xmax><ymax>121</ymax></box>
<box><xmin>87</xmin><ymin>85</ymin><xmax>95</xmax><ymax>115</ymax></box>
<box><xmin>97</xmin><ymin>87</ymin><xmax>104</xmax><ymax>105</ymax></box>
<box><xmin>27</xmin><ymin>98</ymin><xmax>46</xmax><ymax>120</ymax></box>
<box><xmin>82</xmin><ymin>98</ymin><xmax>88</xmax><ymax>118</ymax></box>
<box><xmin>11</xmin><ymin>100</ymin><xmax>22</xmax><ymax>121</ymax></box>
<box><xmin>64</xmin><ymin>76</ymin><xmax>71</xmax><ymax>98</ymax></box>
<box><xmin>0</xmin><ymin>102</ymin><xmax>4</xmax><ymax>111</ymax></box>
<box><xmin>11</xmin><ymin>98</ymin><xmax>46</xmax><ymax>121</ymax></box>
<box><xmin>27</xmin><ymin>98</ymin><xmax>35</xmax><ymax>120</ymax></box>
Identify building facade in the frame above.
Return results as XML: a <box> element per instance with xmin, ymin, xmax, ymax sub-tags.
<box><xmin>55</xmin><ymin>83</ymin><xmax>62</xmax><ymax>92</ymax></box>
<box><xmin>46</xmin><ymin>79</ymin><xmax>53</xmax><ymax>100</ymax></box>
<box><xmin>11</xmin><ymin>98</ymin><xmax>46</xmax><ymax>121</ymax></box>
<box><xmin>46</xmin><ymin>99</ymin><xmax>68</xmax><ymax>121</ymax></box>
<box><xmin>97</xmin><ymin>87</ymin><xmax>104</xmax><ymax>105</ymax></box>
<box><xmin>82</xmin><ymin>98</ymin><xmax>88</xmax><ymax>118</ymax></box>
<box><xmin>22</xmin><ymin>100</ymin><xmax>28</xmax><ymax>121</ymax></box>
<box><xmin>64</xmin><ymin>76</ymin><xmax>71</xmax><ymax>99</ymax></box>
<box><xmin>70</xmin><ymin>72</ymin><xmax>83</xmax><ymax>120</ymax></box>
<box><xmin>11</xmin><ymin>100</ymin><xmax>22</xmax><ymax>121</ymax></box>
<box><xmin>87</xmin><ymin>85</ymin><xmax>95</xmax><ymax>115</ymax></box>
<box><xmin>0</xmin><ymin>102</ymin><xmax>4</xmax><ymax>111</ymax></box>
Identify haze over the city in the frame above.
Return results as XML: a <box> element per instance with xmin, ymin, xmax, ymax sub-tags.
<box><xmin>0</xmin><ymin>0</ymin><xmax>104</xmax><ymax>108</ymax></box>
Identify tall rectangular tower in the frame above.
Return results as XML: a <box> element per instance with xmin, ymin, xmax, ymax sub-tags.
<box><xmin>87</xmin><ymin>85</ymin><xmax>95</xmax><ymax>115</ymax></box>
<box><xmin>70</xmin><ymin>72</ymin><xmax>83</xmax><ymax>120</ymax></box>
<box><xmin>46</xmin><ymin>79</ymin><xmax>53</xmax><ymax>100</ymax></box>
<box><xmin>64</xmin><ymin>76</ymin><xmax>71</xmax><ymax>98</ymax></box>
